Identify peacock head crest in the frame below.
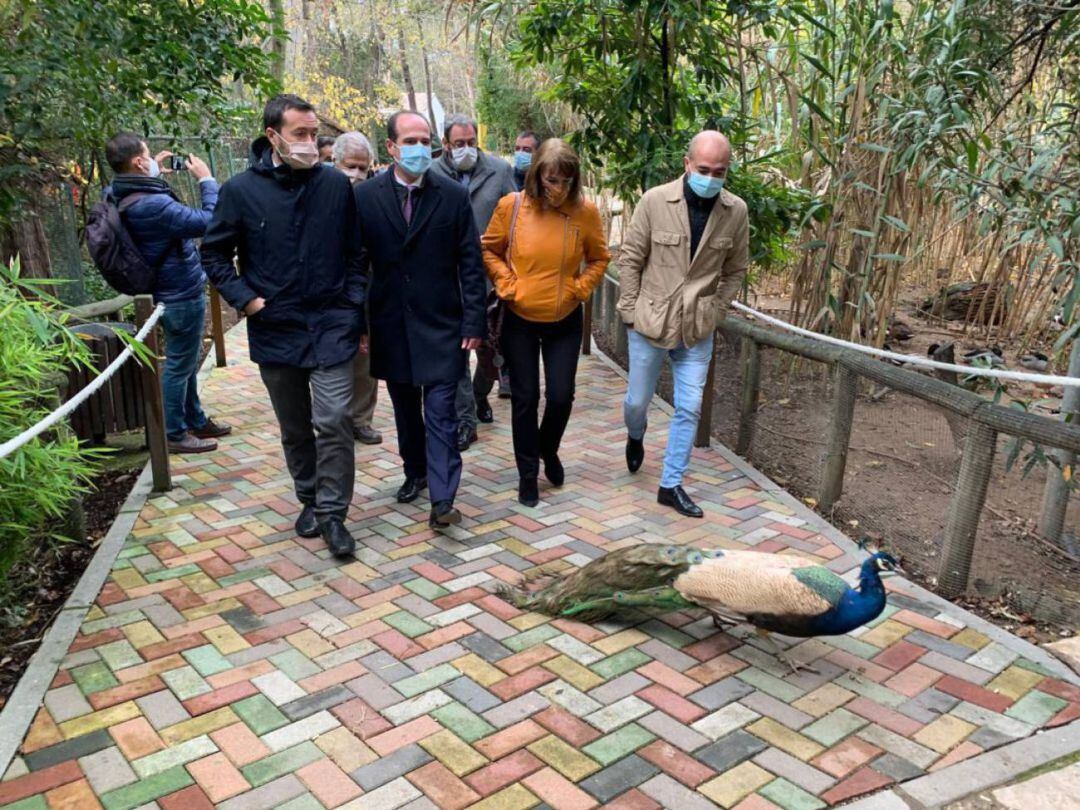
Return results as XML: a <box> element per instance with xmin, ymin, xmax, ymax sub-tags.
<box><xmin>856</xmin><ymin>538</ymin><xmax>903</xmax><ymax>579</ymax></box>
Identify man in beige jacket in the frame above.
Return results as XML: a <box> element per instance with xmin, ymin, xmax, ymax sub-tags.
<box><xmin>617</xmin><ymin>130</ymin><xmax>749</xmax><ymax>517</ymax></box>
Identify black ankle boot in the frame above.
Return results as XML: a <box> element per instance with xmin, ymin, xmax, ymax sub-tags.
<box><xmin>518</xmin><ymin>478</ymin><xmax>539</xmax><ymax>507</ymax></box>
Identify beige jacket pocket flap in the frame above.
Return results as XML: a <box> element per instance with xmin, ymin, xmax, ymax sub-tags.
<box><xmin>709</xmin><ymin>236</ymin><xmax>733</xmax><ymax>250</ymax></box>
<box><xmin>653</xmin><ymin>231</ymin><xmax>682</xmax><ymax>246</ymax></box>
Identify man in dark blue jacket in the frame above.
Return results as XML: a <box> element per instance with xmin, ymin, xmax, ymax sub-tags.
<box><xmin>104</xmin><ymin>132</ymin><xmax>232</xmax><ymax>455</ymax></box>
<box><xmin>355</xmin><ymin>110</ymin><xmax>486</xmax><ymax>530</ymax></box>
<box><xmin>201</xmin><ymin>94</ymin><xmax>365</xmax><ymax>558</ymax></box>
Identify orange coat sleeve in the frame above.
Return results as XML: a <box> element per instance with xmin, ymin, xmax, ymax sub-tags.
<box><xmin>481</xmin><ymin>194</ymin><xmax>517</xmax><ymax>301</ymax></box>
<box><xmin>572</xmin><ymin>201</ymin><xmax>611</xmax><ymax>301</ymax></box>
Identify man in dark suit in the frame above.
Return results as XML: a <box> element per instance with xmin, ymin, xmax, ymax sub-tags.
<box><xmin>354</xmin><ymin>110</ymin><xmax>487</xmax><ymax>529</ymax></box>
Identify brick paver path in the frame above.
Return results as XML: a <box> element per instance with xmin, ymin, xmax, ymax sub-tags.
<box><xmin>3</xmin><ymin>322</ymin><xmax>1078</xmax><ymax>810</ymax></box>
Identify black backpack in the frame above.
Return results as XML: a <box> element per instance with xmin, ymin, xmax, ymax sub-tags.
<box><xmin>86</xmin><ymin>192</ymin><xmax>166</xmax><ymax>295</ymax></box>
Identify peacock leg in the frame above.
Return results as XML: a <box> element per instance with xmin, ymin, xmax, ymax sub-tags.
<box><xmin>756</xmin><ymin>628</ymin><xmax>819</xmax><ymax>676</ymax></box>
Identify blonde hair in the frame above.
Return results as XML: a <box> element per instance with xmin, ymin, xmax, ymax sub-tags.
<box><xmin>524</xmin><ymin>138</ymin><xmax>582</xmax><ymax>207</ymax></box>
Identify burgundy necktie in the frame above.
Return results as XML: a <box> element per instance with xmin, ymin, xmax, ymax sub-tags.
<box><xmin>403</xmin><ymin>186</ymin><xmax>415</xmax><ymax>225</ymax></box>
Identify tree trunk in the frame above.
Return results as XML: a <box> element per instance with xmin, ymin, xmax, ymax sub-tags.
<box><xmin>416</xmin><ymin>20</ymin><xmax>438</xmax><ymax>133</ymax></box>
<box><xmin>1</xmin><ymin>206</ymin><xmax>54</xmax><ymax>291</ymax></box>
<box><xmin>268</xmin><ymin>0</ymin><xmax>286</xmax><ymax>87</ymax></box>
<box><xmin>398</xmin><ymin>26</ymin><xmax>417</xmax><ymax>112</ymax></box>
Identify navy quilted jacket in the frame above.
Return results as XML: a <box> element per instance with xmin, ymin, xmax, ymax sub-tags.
<box><xmin>109</xmin><ymin>175</ymin><xmax>219</xmax><ymax>303</ymax></box>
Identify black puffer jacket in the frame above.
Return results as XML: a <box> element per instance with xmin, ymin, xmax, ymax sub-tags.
<box><xmin>201</xmin><ymin>137</ymin><xmax>365</xmax><ymax>368</ymax></box>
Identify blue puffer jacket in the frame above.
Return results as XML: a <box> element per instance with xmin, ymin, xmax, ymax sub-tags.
<box><xmin>109</xmin><ymin>175</ymin><xmax>219</xmax><ymax>303</ymax></box>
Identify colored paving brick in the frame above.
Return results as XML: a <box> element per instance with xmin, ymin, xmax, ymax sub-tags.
<box><xmin>3</xmin><ymin>320</ymin><xmax>1076</xmax><ymax>810</ymax></box>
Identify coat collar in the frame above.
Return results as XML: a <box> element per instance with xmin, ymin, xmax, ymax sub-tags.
<box><xmin>374</xmin><ymin>168</ymin><xmax>445</xmax><ymax>244</ymax></box>
<box><xmin>440</xmin><ymin>150</ymin><xmax>497</xmax><ymax>190</ymax></box>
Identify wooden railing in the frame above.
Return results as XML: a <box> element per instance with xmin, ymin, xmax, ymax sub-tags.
<box><xmin>65</xmin><ymin>286</ymin><xmax>228</xmax><ymax>369</ymax></box>
<box><xmin>589</xmin><ymin>273</ymin><xmax>1080</xmax><ymax>598</ymax></box>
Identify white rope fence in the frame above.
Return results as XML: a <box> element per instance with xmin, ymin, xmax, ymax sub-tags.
<box><xmin>731</xmin><ymin>301</ymin><xmax>1080</xmax><ymax>389</ymax></box>
<box><xmin>0</xmin><ymin>304</ymin><xmax>165</xmax><ymax>460</ymax></box>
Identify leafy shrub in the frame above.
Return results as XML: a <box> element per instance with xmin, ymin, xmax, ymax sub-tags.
<box><xmin>0</xmin><ymin>257</ymin><xmax>97</xmax><ymax>587</ymax></box>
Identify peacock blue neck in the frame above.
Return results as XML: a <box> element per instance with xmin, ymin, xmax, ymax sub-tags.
<box><xmin>810</xmin><ymin>558</ymin><xmax>888</xmax><ymax>635</ymax></box>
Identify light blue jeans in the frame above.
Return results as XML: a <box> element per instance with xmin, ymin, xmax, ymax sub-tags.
<box><xmin>624</xmin><ymin>329</ymin><xmax>714</xmax><ymax>489</ymax></box>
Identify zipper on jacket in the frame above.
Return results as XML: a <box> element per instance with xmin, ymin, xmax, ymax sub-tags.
<box><xmin>555</xmin><ymin>215</ymin><xmax>569</xmax><ymax>318</ymax></box>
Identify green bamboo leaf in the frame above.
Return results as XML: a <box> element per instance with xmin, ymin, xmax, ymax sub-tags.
<box><xmin>1047</xmin><ymin>236</ymin><xmax>1066</xmax><ymax>260</ymax></box>
<box><xmin>880</xmin><ymin>214</ymin><xmax>909</xmax><ymax>232</ymax></box>
<box><xmin>871</xmin><ymin>253</ymin><xmax>907</xmax><ymax>262</ymax></box>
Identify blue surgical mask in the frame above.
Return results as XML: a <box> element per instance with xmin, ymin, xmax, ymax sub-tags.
<box><xmin>514</xmin><ymin>150</ymin><xmax>532</xmax><ymax>171</ymax></box>
<box><xmin>147</xmin><ymin>157</ymin><xmax>161</xmax><ymax>179</ymax></box>
<box><xmin>688</xmin><ymin>172</ymin><xmax>724</xmax><ymax>199</ymax></box>
<box><xmin>397</xmin><ymin>143</ymin><xmax>432</xmax><ymax>176</ymax></box>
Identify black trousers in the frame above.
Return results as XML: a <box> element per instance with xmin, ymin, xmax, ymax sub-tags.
<box><xmin>501</xmin><ymin>306</ymin><xmax>582</xmax><ymax>480</ymax></box>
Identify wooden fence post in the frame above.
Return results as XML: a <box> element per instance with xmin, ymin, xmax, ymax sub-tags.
<box><xmin>818</xmin><ymin>365</ymin><xmax>858</xmax><ymax>511</ymax></box>
<box><xmin>1037</xmin><ymin>338</ymin><xmax>1080</xmax><ymax>543</ymax></box>
<box><xmin>694</xmin><ymin>335</ymin><xmax>719</xmax><ymax>448</ymax></box>
<box><xmin>209</xmin><ymin>286</ymin><xmax>227</xmax><ymax>368</ymax></box>
<box><xmin>134</xmin><ymin>296</ymin><xmax>171</xmax><ymax>492</ymax></box>
<box><xmin>735</xmin><ymin>338</ymin><xmax>761</xmax><ymax>455</ymax></box>
<box><xmin>938</xmin><ymin>419</ymin><xmax>997</xmax><ymax>597</ymax></box>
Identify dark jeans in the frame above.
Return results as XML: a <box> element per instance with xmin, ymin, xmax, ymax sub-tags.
<box><xmin>501</xmin><ymin>306</ymin><xmax>582</xmax><ymax>481</ymax></box>
<box><xmin>161</xmin><ymin>296</ymin><xmax>208</xmax><ymax>441</ymax></box>
<box><xmin>386</xmin><ymin>380</ymin><xmax>461</xmax><ymax>504</ymax></box>
<box><xmin>259</xmin><ymin>361</ymin><xmax>355</xmax><ymax>520</ymax></box>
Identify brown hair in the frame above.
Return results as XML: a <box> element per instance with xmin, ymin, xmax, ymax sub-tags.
<box><xmin>524</xmin><ymin>138</ymin><xmax>582</xmax><ymax>207</ymax></box>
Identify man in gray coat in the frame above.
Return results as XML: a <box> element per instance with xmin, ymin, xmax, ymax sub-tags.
<box><xmin>430</xmin><ymin>113</ymin><xmax>516</xmax><ymax>450</ymax></box>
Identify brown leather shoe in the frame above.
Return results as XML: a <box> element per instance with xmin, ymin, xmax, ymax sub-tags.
<box><xmin>168</xmin><ymin>432</ymin><xmax>217</xmax><ymax>454</ymax></box>
<box><xmin>192</xmin><ymin>419</ymin><xmax>232</xmax><ymax>439</ymax></box>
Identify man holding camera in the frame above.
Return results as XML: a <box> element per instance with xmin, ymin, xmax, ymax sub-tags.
<box><xmin>104</xmin><ymin>132</ymin><xmax>232</xmax><ymax>454</ymax></box>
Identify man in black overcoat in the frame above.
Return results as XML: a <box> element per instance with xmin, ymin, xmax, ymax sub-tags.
<box><xmin>354</xmin><ymin>110</ymin><xmax>487</xmax><ymax>528</ymax></box>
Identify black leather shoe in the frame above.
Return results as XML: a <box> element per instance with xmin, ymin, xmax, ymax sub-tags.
<box><xmin>658</xmin><ymin>485</ymin><xmax>704</xmax><ymax>518</ymax></box>
<box><xmin>543</xmin><ymin>453</ymin><xmax>564</xmax><ymax>487</ymax></box>
<box><xmin>518</xmin><ymin>478</ymin><xmax>539</xmax><ymax>507</ymax></box>
<box><xmin>476</xmin><ymin>397</ymin><xmax>494</xmax><ymax>424</ymax></box>
<box><xmin>626</xmin><ymin>436</ymin><xmax>645</xmax><ymax>473</ymax></box>
<box><xmin>396</xmin><ymin>476</ymin><xmax>427</xmax><ymax>503</ymax></box>
<box><xmin>295</xmin><ymin>505</ymin><xmax>321</xmax><ymax>538</ymax></box>
<box><xmin>320</xmin><ymin>517</ymin><xmax>356</xmax><ymax>558</ymax></box>
<box><xmin>429</xmin><ymin>500</ymin><xmax>461</xmax><ymax>528</ymax></box>
<box><xmin>457</xmin><ymin>423</ymin><xmax>478</xmax><ymax>451</ymax></box>
<box><xmin>352</xmin><ymin>425</ymin><xmax>383</xmax><ymax>444</ymax></box>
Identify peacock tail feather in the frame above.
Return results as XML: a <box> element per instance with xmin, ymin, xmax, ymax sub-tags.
<box><xmin>496</xmin><ymin>545</ymin><xmax>723</xmax><ymax>621</ymax></box>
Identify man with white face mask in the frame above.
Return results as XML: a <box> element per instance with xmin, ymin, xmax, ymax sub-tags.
<box><xmin>103</xmin><ymin>132</ymin><xmax>230</xmax><ymax>455</ymax></box>
<box><xmin>332</xmin><ymin>132</ymin><xmax>381</xmax><ymax>447</ymax></box>
<box><xmin>202</xmin><ymin>94</ymin><xmax>367</xmax><ymax>559</ymax></box>
<box><xmin>430</xmin><ymin>113</ymin><xmax>515</xmax><ymax>449</ymax></box>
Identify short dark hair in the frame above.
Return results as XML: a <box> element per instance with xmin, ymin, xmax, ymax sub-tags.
<box><xmin>517</xmin><ymin>130</ymin><xmax>541</xmax><ymax>150</ymax></box>
<box><xmin>387</xmin><ymin>110</ymin><xmax>429</xmax><ymax>143</ymax></box>
<box><xmin>317</xmin><ymin>135</ymin><xmax>336</xmax><ymax>150</ymax></box>
<box><xmin>263</xmin><ymin>94</ymin><xmax>315</xmax><ymax>132</ymax></box>
<box><xmin>105</xmin><ymin>132</ymin><xmax>146</xmax><ymax>173</ymax></box>
<box><xmin>443</xmin><ymin>114</ymin><xmax>478</xmax><ymax>143</ymax></box>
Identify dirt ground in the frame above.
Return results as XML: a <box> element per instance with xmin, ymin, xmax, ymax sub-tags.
<box><xmin>593</xmin><ymin>301</ymin><xmax>1079</xmax><ymax>642</ymax></box>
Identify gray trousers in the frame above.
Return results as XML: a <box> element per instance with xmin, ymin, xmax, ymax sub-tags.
<box><xmin>259</xmin><ymin>361</ymin><xmax>354</xmax><ymax>520</ymax></box>
<box><xmin>352</xmin><ymin>350</ymin><xmax>379</xmax><ymax>428</ymax></box>
<box><xmin>455</xmin><ymin>351</ymin><xmax>499</xmax><ymax>430</ymax></box>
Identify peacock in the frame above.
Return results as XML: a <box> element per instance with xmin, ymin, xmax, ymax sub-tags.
<box><xmin>498</xmin><ymin>544</ymin><xmax>901</xmax><ymax>672</ymax></box>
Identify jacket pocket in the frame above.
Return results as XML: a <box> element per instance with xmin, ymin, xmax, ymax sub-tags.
<box><xmin>652</xmin><ymin>230</ymin><xmax>683</xmax><ymax>269</ymax></box>
<box><xmin>634</xmin><ymin>288</ymin><xmax>672</xmax><ymax>340</ymax></box>
<box><xmin>692</xmin><ymin>294</ymin><xmax>719</xmax><ymax>341</ymax></box>
<box><xmin>708</xmin><ymin>235</ymin><xmax>733</xmax><ymax>262</ymax></box>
